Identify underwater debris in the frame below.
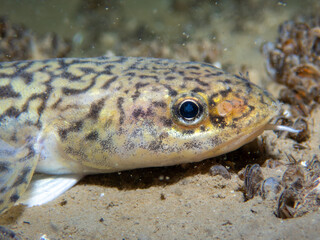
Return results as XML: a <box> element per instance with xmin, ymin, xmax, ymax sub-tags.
<box><xmin>0</xmin><ymin>17</ymin><xmax>71</xmax><ymax>61</ymax></box>
<box><xmin>282</xmin><ymin>154</ymin><xmax>320</xmax><ymax>218</ymax></box>
<box><xmin>243</xmin><ymin>164</ymin><xmax>264</xmax><ymax>200</ymax></box>
<box><xmin>263</xmin><ymin>17</ymin><xmax>320</xmax><ymax>117</ymax></box>
<box><xmin>288</xmin><ymin>118</ymin><xmax>310</xmax><ymax>142</ymax></box>
<box><xmin>209</xmin><ymin>164</ymin><xmax>231</xmax><ymax>179</ymax></box>
<box><xmin>273</xmin><ymin>112</ymin><xmax>310</xmax><ymax>143</ymax></box>
<box><xmin>260</xmin><ymin>177</ymin><xmax>282</xmax><ymax>200</ymax></box>
<box><xmin>276</xmin><ymin>186</ymin><xmax>300</xmax><ymax>219</ymax></box>
<box><xmin>277</xmin><ymin>156</ymin><xmax>320</xmax><ymax>219</ymax></box>
<box><xmin>243</xmin><ymin>164</ymin><xmax>282</xmax><ymax>201</ymax></box>
<box><xmin>243</xmin><ymin>155</ymin><xmax>320</xmax><ymax>219</ymax></box>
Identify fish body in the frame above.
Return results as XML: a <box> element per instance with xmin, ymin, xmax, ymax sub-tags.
<box><xmin>0</xmin><ymin>56</ymin><xmax>279</xmax><ymax>214</ymax></box>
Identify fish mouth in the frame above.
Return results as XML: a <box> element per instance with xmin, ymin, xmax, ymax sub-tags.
<box><xmin>208</xmin><ymin>121</ymin><xmax>270</xmax><ymax>159</ymax></box>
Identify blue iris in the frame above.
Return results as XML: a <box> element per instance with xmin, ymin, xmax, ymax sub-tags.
<box><xmin>179</xmin><ymin>101</ymin><xmax>199</xmax><ymax>119</ymax></box>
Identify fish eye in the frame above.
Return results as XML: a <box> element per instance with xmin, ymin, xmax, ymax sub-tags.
<box><xmin>179</xmin><ymin>100</ymin><xmax>200</xmax><ymax>120</ymax></box>
<box><xmin>171</xmin><ymin>93</ymin><xmax>207</xmax><ymax>126</ymax></box>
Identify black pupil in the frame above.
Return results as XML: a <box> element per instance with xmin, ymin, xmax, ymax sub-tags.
<box><xmin>179</xmin><ymin>101</ymin><xmax>199</xmax><ymax>119</ymax></box>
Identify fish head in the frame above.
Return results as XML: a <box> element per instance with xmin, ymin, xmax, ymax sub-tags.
<box><xmin>96</xmin><ymin>62</ymin><xmax>281</xmax><ymax>170</ymax></box>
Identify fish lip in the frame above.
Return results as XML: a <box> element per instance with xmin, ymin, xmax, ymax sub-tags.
<box><xmin>208</xmin><ymin>115</ymin><xmax>276</xmax><ymax>159</ymax></box>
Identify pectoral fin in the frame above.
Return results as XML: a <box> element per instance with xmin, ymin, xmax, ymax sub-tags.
<box><xmin>18</xmin><ymin>173</ymin><xmax>83</xmax><ymax>207</ymax></box>
<box><xmin>0</xmin><ymin>139</ymin><xmax>38</xmax><ymax>214</ymax></box>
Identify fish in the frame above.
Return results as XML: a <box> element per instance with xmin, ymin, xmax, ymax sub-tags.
<box><xmin>0</xmin><ymin>56</ymin><xmax>286</xmax><ymax>214</ymax></box>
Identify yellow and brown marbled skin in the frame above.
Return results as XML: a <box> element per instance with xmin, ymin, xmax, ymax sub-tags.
<box><xmin>0</xmin><ymin>56</ymin><xmax>279</xmax><ymax>213</ymax></box>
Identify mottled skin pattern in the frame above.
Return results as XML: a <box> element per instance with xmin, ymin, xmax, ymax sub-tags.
<box><xmin>0</xmin><ymin>56</ymin><xmax>279</xmax><ymax>214</ymax></box>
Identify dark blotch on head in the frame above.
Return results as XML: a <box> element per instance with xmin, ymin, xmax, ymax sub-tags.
<box><xmin>183</xmin><ymin>129</ymin><xmax>195</xmax><ymax>135</ymax></box>
<box><xmin>85</xmin><ymin>131</ymin><xmax>99</xmax><ymax>141</ymax></box>
<box><xmin>218</xmin><ymin>79</ymin><xmax>232</xmax><ymax>84</ymax></box>
<box><xmin>204</xmin><ymin>72</ymin><xmax>224</xmax><ymax>77</ymax></box>
<box><xmin>139</xmin><ymin>75</ymin><xmax>159</xmax><ymax>81</ymax></box>
<box><xmin>178</xmin><ymin>71</ymin><xmax>185</xmax><ymax>76</ymax></box>
<box><xmin>219</xmin><ymin>88</ymin><xmax>232</xmax><ymax>97</ymax></box>
<box><xmin>159</xmin><ymin>132</ymin><xmax>169</xmax><ymax>139</ymax></box>
<box><xmin>87</xmin><ymin>99</ymin><xmax>105</xmax><ymax>120</ymax></box>
<box><xmin>153</xmin><ymin>101</ymin><xmax>167</xmax><ymax>108</ymax></box>
<box><xmin>192</xmin><ymin>87</ymin><xmax>204</xmax><ymax>93</ymax></box>
<box><xmin>163</xmin><ymin>84</ymin><xmax>177</xmax><ymax>96</ymax></box>
<box><xmin>185</xmin><ymin>65</ymin><xmax>200</xmax><ymax>70</ymax></box>
<box><xmin>131</xmin><ymin>91</ymin><xmax>140</xmax><ymax>101</ymax></box>
<box><xmin>132</xmin><ymin>107</ymin><xmax>154</xmax><ymax>119</ymax></box>
<box><xmin>100</xmin><ymin>137</ymin><xmax>114</xmax><ymax>151</ymax></box>
<box><xmin>101</xmin><ymin>76</ymin><xmax>118</xmax><ymax>90</ymax></box>
<box><xmin>58</xmin><ymin>129</ymin><xmax>68</xmax><ymax>140</ymax></box>
<box><xmin>132</xmin><ymin>108</ymin><xmax>143</xmax><ymax>119</ymax></box>
<box><xmin>165</xmin><ymin>76</ymin><xmax>176</xmax><ymax>81</ymax></box>
<box><xmin>71</xmin><ymin>121</ymin><xmax>83</xmax><ymax>132</ymax></box>
<box><xmin>145</xmin><ymin>107</ymin><xmax>154</xmax><ymax>117</ymax></box>
<box><xmin>189</xmin><ymin>71</ymin><xmax>201</xmax><ymax>76</ymax></box>
<box><xmin>160</xmin><ymin>117</ymin><xmax>173</xmax><ymax>127</ymax></box>
<box><xmin>125</xmin><ymin>72</ymin><xmax>136</xmax><ymax>78</ymax></box>
<box><xmin>148</xmin><ymin>140</ymin><xmax>161</xmax><ymax>151</ymax></box>
<box><xmin>184</xmin><ymin>77</ymin><xmax>209</xmax><ymax>87</ymax></box>
<box><xmin>210</xmin><ymin>115</ymin><xmax>226</xmax><ymax>128</ymax></box>
<box><xmin>211</xmin><ymin>136</ymin><xmax>222</xmax><ymax>147</ymax></box>
<box><xmin>135</xmin><ymin>82</ymin><xmax>149</xmax><ymax>89</ymax></box>
<box><xmin>200</xmin><ymin>125</ymin><xmax>206</xmax><ymax>132</ymax></box>
<box><xmin>208</xmin><ymin>93</ymin><xmax>219</xmax><ymax>107</ymax></box>
<box><xmin>117</xmin><ymin>97</ymin><xmax>125</xmax><ymax>125</ymax></box>
<box><xmin>183</xmin><ymin>141</ymin><xmax>201</xmax><ymax>149</ymax></box>
<box><xmin>131</xmin><ymin>82</ymin><xmax>150</xmax><ymax>101</ymax></box>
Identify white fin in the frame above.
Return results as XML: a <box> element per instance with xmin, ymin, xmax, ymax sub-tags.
<box><xmin>18</xmin><ymin>173</ymin><xmax>83</xmax><ymax>207</ymax></box>
<box><xmin>266</xmin><ymin>124</ymin><xmax>301</xmax><ymax>133</ymax></box>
